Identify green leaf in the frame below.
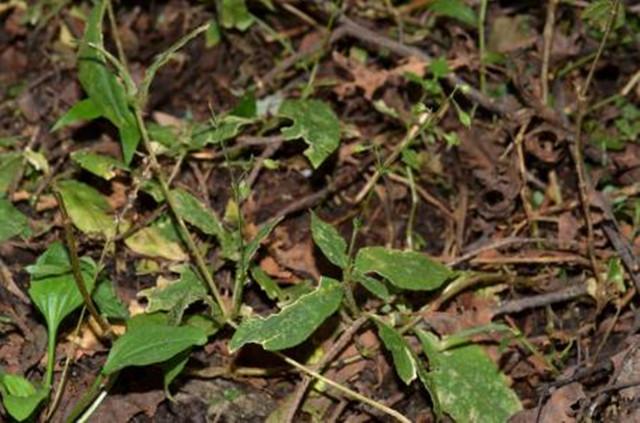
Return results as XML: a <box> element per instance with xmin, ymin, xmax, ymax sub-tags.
<box><xmin>416</xmin><ymin>330</ymin><xmax>522</xmax><ymax>423</ymax></box>
<box><xmin>161</xmin><ymin>347</ymin><xmax>191</xmax><ymax>400</ymax></box>
<box><xmin>205</xmin><ymin>19</ymin><xmax>221</xmax><ymax>48</ymax></box>
<box><xmin>582</xmin><ymin>0</ymin><xmax>625</xmax><ymax>31</ymax></box>
<box><xmin>428</xmin><ymin>0</ymin><xmax>477</xmax><ymax>26</ymax></box>
<box><xmin>51</xmin><ymin>98</ymin><xmax>101</xmax><ymax>132</ymax></box>
<box><xmin>77</xmin><ymin>0</ymin><xmax>140</xmax><ymax>164</ymax></box>
<box><xmin>429</xmin><ymin>57</ymin><xmax>450</xmax><ymax>79</ymax></box>
<box><xmin>170</xmin><ymin>188</ymin><xmax>226</xmax><ymax>238</ymax></box>
<box><xmin>0</xmin><ymin>152</ymin><xmax>23</xmax><ymax>194</ymax></box>
<box><xmin>28</xmin><ymin>243</ymin><xmax>97</xmax><ymax>335</ymax></box>
<box><xmin>138</xmin><ymin>266</ymin><xmax>208</xmax><ymax>324</ymax></box>
<box><xmin>240</xmin><ymin>217</ymin><xmax>282</xmax><ymax>276</ymax></box>
<box><xmin>56</xmin><ymin>180</ymin><xmax>116</xmax><ymax>238</ymax></box>
<box><xmin>354</xmin><ymin>247</ymin><xmax>453</xmax><ymax>291</ymax></box>
<box><xmin>141</xmin><ymin>24</ymin><xmax>209</xmax><ymax>101</ymax></box>
<box><xmin>229</xmin><ymin>277</ymin><xmax>343</xmax><ymax>352</ymax></box>
<box><xmin>93</xmin><ymin>278</ymin><xmax>129</xmax><ymax>320</ymax></box>
<box><xmin>310</xmin><ymin>212</ymin><xmax>348</xmax><ymax>269</ymax></box>
<box><xmin>279</xmin><ymin>99</ymin><xmax>341</xmax><ymax>169</ymax></box>
<box><xmin>191</xmin><ymin>116</ymin><xmax>254</xmax><ymax>147</ymax></box>
<box><xmin>353</xmin><ymin>271</ymin><xmax>391</xmax><ymax>301</ymax></box>
<box><xmin>0</xmin><ymin>373</ymin><xmax>49</xmax><ymax>422</ymax></box>
<box><xmin>219</xmin><ymin>0</ymin><xmax>254</xmax><ymax>31</ymax></box>
<box><xmin>70</xmin><ymin>151</ymin><xmax>128</xmax><ymax>180</ymax></box>
<box><xmin>0</xmin><ymin>198</ymin><xmax>31</xmax><ymax>242</ymax></box>
<box><xmin>251</xmin><ymin>265</ymin><xmax>282</xmax><ymax>301</ymax></box>
<box><xmin>124</xmin><ymin>215</ymin><xmax>188</xmax><ymax>261</ymax></box>
<box><xmin>374</xmin><ymin>319</ymin><xmax>417</xmax><ymax>384</ymax></box>
<box><xmin>102</xmin><ymin>313</ymin><xmax>208</xmax><ymax>375</ymax></box>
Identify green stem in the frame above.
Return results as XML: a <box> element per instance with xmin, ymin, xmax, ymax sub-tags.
<box><xmin>53</xmin><ymin>189</ymin><xmax>111</xmax><ymax>335</ymax></box>
<box><xmin>133</xmin><ymin>109</ymin><xmax>229</xmax><ymax>320</ymax></box>
<box><xmin>478</xmin><ymin>0</ymin><xmax>488</xmax><ymax>94</ymax></box>
<box><xmin>45</xmin><ymin>326</ymin><xmax>58</xmax><ymax>388</ymax></box>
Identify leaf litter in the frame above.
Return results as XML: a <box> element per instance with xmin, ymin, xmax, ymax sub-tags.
<box><xmin>0</xmin><ymin>0</ymin><xmax>639</xmax><ymax>421</ymax></box>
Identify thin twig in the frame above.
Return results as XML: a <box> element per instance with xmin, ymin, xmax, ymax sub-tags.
<box><xmin>284</xmin><ymin>316</ymin><xmax>368</xmax><ymax>423</ymax></box>
<box><xmin>493</xmin><ymin>284</ymin><xmax>589</xmax><ymax>316</ymax></box>
<box><xmin>572</xmin><ymin>0</ymin><xmax>620</xmax><ymax>286</ymax></box>
<box><xmin>541</xmin><ymin>0</ymin><xmax>560</xmax><ymax>105</ymax></box>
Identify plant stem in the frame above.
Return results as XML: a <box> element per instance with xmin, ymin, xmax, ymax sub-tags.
<box><xmin>478</xmin><ymin>0</ymin><xmax>488</xmax><ymax>94</ymax></box>
<box><xmin>541</xmin><ymin>0</ymin><xmax>559</xmax><ymax>105</ymax></box>
<box><xmin>53</xmin><ymin>189</ymin><xmax>111</xmax><ymax>335</ymax></box>
<box><xmin>133</xmin><ymin>109</ymin><xmax>229</xmax><ymax>320</ymax></box>
<box><xmin>572</xmin><ymin>0</ymin><xmax>619</xmax><ymax>285</ymax></box>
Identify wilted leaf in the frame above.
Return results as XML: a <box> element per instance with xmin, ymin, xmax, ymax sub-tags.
<box><xmin>229</xmin><ymin>277</ymin><xmax>343</xmax><ymax>352</ymax></box>
<box><xmin>70</xmin><ymin>151</ymin><xmax>128</xmax><ymax>180</ymax></box>
<box><xmin>374</xmin><ymin>319</ymin><xmax>417</xmax><ymax>384</ymax></box>
<box><xmin>102</xmin><ymin>313</ymin><xmax>208</xmax><ymax>375</ymax></box>
<box><xmin>417</xmin><ymin>330</ymin><xmax>522</xmax><ymax>423</ymax></box>
<box><xmin>279</xmin><ymin>99</ymin><xmax>341</xmax><ymax>169</ymax></box>
<box><xmin>310</xmin><ymin>212</ymin><xmax>348</xmax><ymax>269</ymax></box>
<box><xmin>56</xmin><ymin>180</ymin><xmax>116</xmax><ymax>237</ymax></box>
<box><xmin>0</xmin><ymin>198</ymin><xmax>31</xmax><ymax>242</ymax></box>
<box><xmin>138</xmin><ymin>266</ymin><xmax>208</xmax><ymax>324</ymax></box>
<box><xmin>354</xmin><ymin>247</ymin><xmax>453</xmax><ymax>291</ymax></box>
<box><xmin>428</xmin><ymin>0</ymin><xmax>477</xmax><ymax>26</ymax></box>
<box><xmin>0</xmin><ymin>372</ymin><xmax>48</xmax><ymax>422</ymax></box>
<box><xmin>124</xmin><ymin>216</ymin><xmax>188</xmax><ymax>261</ymax></box>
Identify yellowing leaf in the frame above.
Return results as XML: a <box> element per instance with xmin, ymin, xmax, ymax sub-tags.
<box><xmin>55</xmin><ymin>180</ymin><xmax>116</xmax><ymax>237</ymax></box>
<box><xmin>125</xmin><ymin>216</ymin><xmax>188</xmax><ymax>261</ymax></box>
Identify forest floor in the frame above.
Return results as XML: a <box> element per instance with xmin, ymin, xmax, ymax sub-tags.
<box><xmin>1</xmin><ymin>0</ymin><xmax>640</xmax><ymax>422</ymax></box>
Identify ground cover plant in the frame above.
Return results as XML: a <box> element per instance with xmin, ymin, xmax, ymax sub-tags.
<box><xmin>0</xmin><ymin>0</ymin><xmax>639</xmax><ymax>421</ymax></box>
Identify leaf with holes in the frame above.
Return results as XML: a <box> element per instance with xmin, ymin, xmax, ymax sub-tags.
<box><xmin>354</xmin><ymin>247</ymin><xmax>453</xmax><ymax>291</ymax></box>
<box><xmin>279</xmin><ymin>99</ymin><xmax>341</xmax><ymax>169</ymax></box>
<box><xmin>229</xmin><ymin>277</ymin><xmax>343</xmax><ymax>352</ymax></box>
<box><xmin>138</xmin><ymin>266</ymin><xmax>208</xmax><ymax>324</ymax></box>
<box><xmin>417</xmin><ymin>329</ymin><xmax>522</xmax><ymax>423</ymax></box>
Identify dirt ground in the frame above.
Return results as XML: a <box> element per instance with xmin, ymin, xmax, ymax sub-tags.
<box><xmin>1</xmin><ymin>0</ymin><xmax>640</xmax><ymax>422</ymax></box>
